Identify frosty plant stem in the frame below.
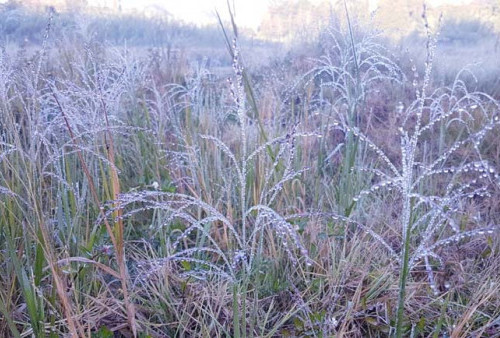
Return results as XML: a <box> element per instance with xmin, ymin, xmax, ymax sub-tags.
<box><xmin>395</xmin><ymin>16</ymin><xmax>433</xmax><ymax>335</ymax></box>
<box><xmin>395</xmin><ymin>160</ymin><xmax>415</xmax><ymax>337</ymax></box>
<box><xmin>233</xmin><ymin>46</ymin><xmax>248</xmax><ymax>245</ymax></box>
<box><xmin>51</xmin><ymin>88</ymin><xmax>137</xmax><ymax>336</ymax></box>
<box><xmin>98</xmin><ymin>74</ymin><xmax>138</xmax><ymax>337</ymax></box>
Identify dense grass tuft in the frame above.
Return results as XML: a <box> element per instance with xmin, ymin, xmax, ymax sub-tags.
<box><xmin>0</xmin><ymin>7</ymin><xmax>499</xmax><ymax>337</ymax></box>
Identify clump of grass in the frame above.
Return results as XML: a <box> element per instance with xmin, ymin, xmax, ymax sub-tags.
<box><xmin>102</xmin><ymin>35</ymin><xmax>328</xmax><ymax>335</ymax></box>
<box><xmin>117</xmin><ymin>39</ymin><xmax>315</xmax><ymax>284</ymax></box>
<box><xmin>321</xmin><ymin>23</ymin><xmax>500</xmax><ymax>337</ymax></box>
<box><xmin>305</xmin><ymin>19</ymin><xmax>405</xmax><ymax>216</ymax></box>
<box><xmin>0</xmin><ymin>5</ymin><xmax>499</xmax><ymax>337</ymax></box>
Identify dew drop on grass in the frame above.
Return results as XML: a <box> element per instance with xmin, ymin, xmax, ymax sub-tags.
<box><xmin>396</xmin><ymin>102</ymin><xmax>404</xmax><ymax>113</ymax></box>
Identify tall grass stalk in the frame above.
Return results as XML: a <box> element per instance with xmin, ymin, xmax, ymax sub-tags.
<box><xmin>51</xmin><ymin>85</ymin><xmax>137</xmax><ymax>335</ymax></box>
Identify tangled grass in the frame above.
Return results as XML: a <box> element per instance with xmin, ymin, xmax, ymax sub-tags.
<box><xmin>0</xmin><ymin>8</ymin><xmax>499</xmax><ymax>338</ymax></box>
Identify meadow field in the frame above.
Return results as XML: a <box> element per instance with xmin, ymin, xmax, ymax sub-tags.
<box><xmin>0</xmin><ymin>3</ymin><xmax>499</xmax><ymax>337</ymax></box>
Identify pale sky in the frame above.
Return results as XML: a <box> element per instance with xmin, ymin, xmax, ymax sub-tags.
<box><xmin>87</xmin><ymin>0</ymin><xmax>478</xmax><ymax>29</ymax></box>
<box><xmin>90</xmin><ymin>0</ymin><xmax>272</xmax><ymax>29</ymax></box>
